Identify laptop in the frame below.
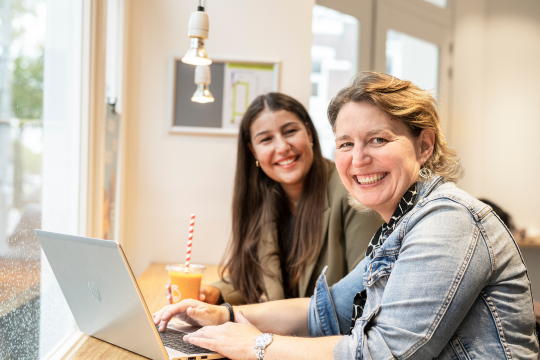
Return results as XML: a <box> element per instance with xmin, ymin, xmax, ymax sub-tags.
<box><xmin>35</xmin><ymin>230</ymin><xmax>224</xmax><ymax>360</ymax></box>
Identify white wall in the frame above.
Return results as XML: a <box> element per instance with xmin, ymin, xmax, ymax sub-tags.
<box><xmin>452</xmin><ymin>0</ymin><xmax>540</xmax><ymax>298</ymax></box>
<box><xmin>481</xmin><ymin>0</ymin><xmax>540</xmax><ymax>231</ymax></box>
<box><xmin>452</xmin><ymin>0</ymin><xmax>540</xmax><ymax>233</ymax></box>
<box><xmin>450</xmin><ymin>0</ymin><xmax>487</xmax><ymax>195</ymax></box>
<box><xmin>122</xmin><ymin>0</ymin><xmax>314</xmax><ymax>277</ymax></box>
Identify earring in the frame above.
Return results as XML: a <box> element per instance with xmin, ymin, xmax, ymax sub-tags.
<box><xmin>419</xmin><ymin>166</ymin><xmax>432</xmax><ymax>180</ymax></box>
<box><xmin>255</xmin><ymin>160</ymin><xmax>260</xmax><ymax>167</ymax></box>
<box><xmin>311</xmin><ymin>142</ymin><xmax>313</xmax><ymax>148</ymax></box>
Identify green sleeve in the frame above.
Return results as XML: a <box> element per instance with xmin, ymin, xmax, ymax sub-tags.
<box><xmin>342</xmin><ymin>196</ymin><xmax>383</xmax><ymax>271</ymax></box>
<box><xmin>210</xmin><ymin>277</ymin><xmax>246</xmax><ymax>305</ymax></box>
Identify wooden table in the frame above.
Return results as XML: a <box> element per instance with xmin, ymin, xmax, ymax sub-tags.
<box><xmin>515</xmin><ymin>237</ymin><xmax>540</xmax><ymax>249</ymax></box>
<box><xmin>71</xmin><ymin>263</ymin><xmax>220</xmax><ymax>359</ymax></box>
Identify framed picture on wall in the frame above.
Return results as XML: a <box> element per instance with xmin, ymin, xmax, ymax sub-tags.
<box><xmin>168</xmin><ymin>56</ymin><xmax>280</xmax><ymax>136</ymax></box>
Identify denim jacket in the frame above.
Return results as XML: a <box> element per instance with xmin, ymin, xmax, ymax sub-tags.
<box><xmin>308</xmin><ymin>176</ymin><xmax>539</xmax><ymax>359</ymax></box>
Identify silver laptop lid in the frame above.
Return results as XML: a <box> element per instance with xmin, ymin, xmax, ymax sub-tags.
<box><xmin>35</xmin><ymin>230</ymin><xmax>169</xmax><ymax>360</ymax></box>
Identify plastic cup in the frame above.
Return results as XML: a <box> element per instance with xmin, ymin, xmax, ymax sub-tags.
<box><xmin>166</xmin><ymin>264</ymin><xmax>206</xmax><ymax>303</ymax></box>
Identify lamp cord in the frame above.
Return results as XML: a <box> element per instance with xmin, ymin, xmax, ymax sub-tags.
<box><xmin>198</xmin><ymin>0</ymin><xmax>204</xmax><ymax>11</ymax></box>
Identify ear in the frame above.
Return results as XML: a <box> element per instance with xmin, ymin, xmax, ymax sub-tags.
<box><xmin>247</xmin><ymin>142</ymin><xmax>256</xmax><ymax>159</ymax></box>
<box><xmin>418</xmin><ymin>129</ymin><xmax>435</xmax><ymax>164</ymax></box>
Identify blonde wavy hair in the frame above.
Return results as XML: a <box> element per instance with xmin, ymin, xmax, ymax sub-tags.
<box><xmin>328</xmin><ymin>71</ymin><xmax>463</xmax><ymax>183</ymax></box>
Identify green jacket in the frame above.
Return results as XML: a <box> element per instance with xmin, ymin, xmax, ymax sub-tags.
<box><xmin>212</xmin><ymin>159</ymin><xmax>383</xmax><ymax>304</ymax></box>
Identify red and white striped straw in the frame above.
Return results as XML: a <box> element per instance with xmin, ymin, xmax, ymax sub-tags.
<box><xmin>184</xmin><ymin>214</ymin><xmax>195</xmax><ymax>272</ymax></box>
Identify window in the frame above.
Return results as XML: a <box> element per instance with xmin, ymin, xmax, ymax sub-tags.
<box><xmin>373</xmin><ymin>0</ymin><xmax>451</xmax><ymax>133</ymax></box>
<box><xmin>0</xmin><ymin>1</ymin><xmax>47</xmax><ymax>358</ymax></box>
<box><xmin>0</xmin><ymin>0</ymin><xmax>85</xmax><ymax>358</ymax></box>
<box><xmin>312</xmin><ymin>60</ymin><xmax>322</xmax><ymax>74</ymax></box>
<box><xmin>424</xmin><ymin>0</ymin><xmax>448</xmax><ymax>9</ymax></box>
<box><xmin>311</xmin><ymin>82</ymin><xmax>318</xmax><ymax>96</ymax></box>
<box><xmin>386</xmin><ymin>29</ymin><xmax>440</xmax><ymax>98</ymax></box>
<box><xmin>310</xmin><ymin>4</ymin><xmax>359</xmax><ymax>160</ymax></box>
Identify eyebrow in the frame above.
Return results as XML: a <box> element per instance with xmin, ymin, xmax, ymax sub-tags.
<box><xmin>335</xmin><ymin>134</ymin><xmax>350</xmax><ymax>142</ymax></box>
<box><xmin>254</xmin><ymin>121</ymin><xmax>299</xmax><ymax>139</ymax></box>
<box><xmin>335</xmin><ymin>128</ymin><xmax>391</xmax><ymax>141</ymax></box>
<box><xmin>254</xmin><ymin>130</ymin><xmax>270</xmax><ymax>139</ymax></box>
<box><xmin>365</xmin><ymin>128</ymin><xmax>391</xmax><ymax>137</ymax></box>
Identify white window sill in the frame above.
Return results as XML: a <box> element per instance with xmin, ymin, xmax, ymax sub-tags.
<box><xmin>45</xmin><ymin>329</ymin><xmax>89</xmax><ymax>360</ymax></box>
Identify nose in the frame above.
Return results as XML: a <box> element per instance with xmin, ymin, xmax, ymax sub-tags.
<box><xmin>275</xmin><ymin>134</ymin><xmax>291</xmax><ymax>154</ymax></box>
<box><xmin>351</xmin><ymin>144</ymin><xmax>371</xmax><ymax>168</ymax></box>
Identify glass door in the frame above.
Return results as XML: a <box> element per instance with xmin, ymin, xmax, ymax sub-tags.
<box><xmin>373</xmin><ymin>0</ymin><xmax>453</xmax><ymax>135</ymax></box>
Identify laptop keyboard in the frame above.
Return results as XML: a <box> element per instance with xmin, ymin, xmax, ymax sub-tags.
<box><xmin>156</xmin><ymin>325</ymin><xmax>217</xmax><ymax>355</ymax></box>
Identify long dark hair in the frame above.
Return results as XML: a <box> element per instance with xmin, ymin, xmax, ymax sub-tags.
<box><xmin>220</xmin><ymin>93</ymin><xmax>328</xmax><ymax>304</ymax></box>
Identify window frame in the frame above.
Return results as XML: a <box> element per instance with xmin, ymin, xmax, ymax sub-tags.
<box><xmin>41</xmin><ymin>0</ymin><xmax>114</xmax><ymax>357</ymax></box>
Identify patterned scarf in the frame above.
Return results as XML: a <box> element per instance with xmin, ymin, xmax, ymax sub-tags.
<box><xmin>365</xmin><ymin>183</ymin><xmax>418</xmax><ymax>258</ymax></box>
<box><xmin>348</xmin><ymin>182</ymin><xmax>418</xmax><ymax>334</ymax></box>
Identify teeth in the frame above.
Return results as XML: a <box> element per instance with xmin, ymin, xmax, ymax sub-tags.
<box><xmin>278</xmin><ymin>157</ymin><xmax>296</xmax><ymax>165</ymax></box>
<box><xmin>356</xmin><ymin>173</ymin><xmax>387</xmax><ymax>185</ymax></box>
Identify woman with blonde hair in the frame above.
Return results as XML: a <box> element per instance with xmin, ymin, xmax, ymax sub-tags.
<box><xmin>155</xmin><ymin>73</ymin><xmax>539</xmax><ymax>360</ymax></box>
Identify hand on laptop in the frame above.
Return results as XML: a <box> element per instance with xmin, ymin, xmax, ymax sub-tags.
<box><xmin>183</xmin><ymin>310</ymin><xmax>262</xmax><ymax>360</ymax></box>
<box><xmin>166</xmin><ymin>282</ymin><xmax>221</xmax><ymax>304</ymax></box>
<box><xmin>153</xmin><ymin>299</ymin><xmax>229</xmax><ymax>332</ymax></box>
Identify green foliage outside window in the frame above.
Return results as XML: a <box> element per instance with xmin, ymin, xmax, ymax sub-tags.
<box><xmin>11</xmin><ymin>52</ymin><xmax>43</xmax><ymax>120</ymax></box>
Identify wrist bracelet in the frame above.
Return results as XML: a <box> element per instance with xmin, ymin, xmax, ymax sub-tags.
<box><xmin>221</xmin><ymin>303</ymin><xmax>235</xmax><ymax>322</ymax></box>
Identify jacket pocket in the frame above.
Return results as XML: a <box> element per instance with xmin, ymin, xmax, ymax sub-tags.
<box><xmin>449</xmin><ymin>335</ymin><xmax>472</xmax><ymax>360</ymax></box>
<box><xmin>363</xmin><ymin>253</ymin><xmax>397</xmax><ymax>287</ymax></box>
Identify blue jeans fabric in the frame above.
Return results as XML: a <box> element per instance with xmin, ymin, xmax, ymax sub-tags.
<box><xmin>308</xmin><ymin>176</ymin><xmax>539</xmax><ymax>359</ymax></box>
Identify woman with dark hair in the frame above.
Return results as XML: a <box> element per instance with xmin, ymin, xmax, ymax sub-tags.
<box><xmin>184</xmin><ymin>92</ymin><xmax>382</xmax><ymax>305</ymax></box>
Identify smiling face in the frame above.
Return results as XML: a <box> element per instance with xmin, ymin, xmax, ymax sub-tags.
<box><xmin>334</xmin><ymin>101</ymin><xmax>434</xmax><ymax>222</ymax></box>
<box><xmin>249</xmin><ymin>109</ymin><xmax>314</xmax><ymax>201</ymax></box>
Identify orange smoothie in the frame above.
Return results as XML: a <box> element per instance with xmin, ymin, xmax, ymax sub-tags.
<box><xmin>167</xmin><ymin>264</ymin><xmax>206</xmax><ymax>303</ymax></box>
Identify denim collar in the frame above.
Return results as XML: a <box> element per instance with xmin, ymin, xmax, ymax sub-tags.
<box><xmin>364</xmin><ymin>175</ymin><xmax>446</xmax><ymax>259</ymax></box>
<box><xmin>416</xmin><ymin>175</ymin><xmax>446</xmax><ymax>201</ymax></box>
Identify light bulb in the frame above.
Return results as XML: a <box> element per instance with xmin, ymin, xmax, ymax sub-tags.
<box><xmin>191</xmin><ymin>84</ymin><xmax>214</xmax><ymax>103</ymax></box>
<box><xmin>182</xmin><ymin>38</ymin><xmax>212</xmax><ymax>66</ymax></box>
<box><xmin>182</xmin><ymin>9</ymin><xmax>212</xmax><ymax>66</ymax></box>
